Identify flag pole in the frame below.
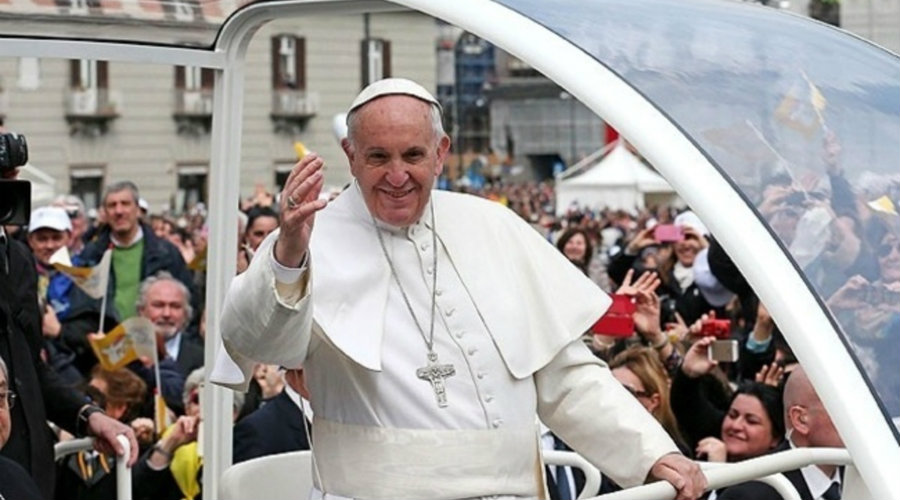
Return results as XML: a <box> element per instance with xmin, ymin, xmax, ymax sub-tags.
<box><xmin>98</xmin><ymin>290</ymin><xmax>109</xmax><ymax>334</ymax></box>
<box><xmin>97</xmin><ymin>245</ymin><xmax>113</xmax><ymax>334</ymax></box>
<box><xmin>151</xmin><ymin>336</ymin><xmax>166</xmax><ymax>435</ymax></box>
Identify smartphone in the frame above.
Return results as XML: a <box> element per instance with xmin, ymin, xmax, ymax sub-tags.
<box><xmin>654</xmin><ymin>224</ymin><xmax>684</xmax><ymax>243</ymax></box>
<box><xmin>708</xmin><ymin>339</ymin><xmax>739</xmax><ymax>363</ymax></box>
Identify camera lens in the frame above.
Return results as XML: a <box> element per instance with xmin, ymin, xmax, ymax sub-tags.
<box><xmin>0</xmin><ymin>132</ymin><xmax>28</xmax><ymax>173</ymax></box>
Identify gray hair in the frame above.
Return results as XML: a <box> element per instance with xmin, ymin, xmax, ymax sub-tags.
<box><xmin>183</xmin><ymin>367</ymin><xmax>205</xmax><ymax>407</ymax></box>
<box><xmin>0</xmin><ymin>355</ymin><xmax>7</xmax><ymax>382</ymax></box>
<box><xmin>182</xmin><ymin>367</ymin><xmax>244</xmax><ymax>413</ymax></box>
<box><xmin>346</xmin><ymin>101</ymin><xmax>445</xmax><ymax>149</ymax></box>
<box><xmin>135</xmin><ymin>271</ymin><xmax>193</xmax><ymax>327</ymax></box>
<box><xmin>102</xmin><ymin>181</ymin><xmax>140</xmax><ymax>206</ymax></box>
<box><xmin>52</xmin><ymin>194</ymin><xmax>87</xmax><ymax>216</ymax></box>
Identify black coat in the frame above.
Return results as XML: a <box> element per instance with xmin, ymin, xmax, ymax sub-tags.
<box><xmin>174</xmin><ymin>334</ymin><xmax>204</xmax><ymax>378</ymax></box>
<box><xmin>0</xmin><ymin>455</ymin><xmax>43</xmax><ymax>500</ymax></box>
<box><xmin>232</xmin><ymin>390</ymin><xmax>310</xmax><ymax>464</ymax></box>
<box><xmin>79</xmin><ymin>223</ymin><xmax>196</xmax><ymax>319</ymax></box>
<box><xmin>0</xmin><ymin>239</ymin><xmax>87</xmax><ymax>500</ymax></box>
<box><xmin>716</xmin><ymin>468</ymin><xmax>813</xmax><ymax>500</ymax></box>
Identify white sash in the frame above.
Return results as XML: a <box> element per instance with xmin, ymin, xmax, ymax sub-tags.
<box><xmin>310</xmin><ymin>417</ymin><xmax>544</xmax><ymax>500</ymax></box>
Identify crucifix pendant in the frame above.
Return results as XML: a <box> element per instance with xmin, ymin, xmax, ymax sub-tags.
<box><xmin>416</xmin><ymin>351</ymin><xmax>456</xmax><ymax>408</ymax></box>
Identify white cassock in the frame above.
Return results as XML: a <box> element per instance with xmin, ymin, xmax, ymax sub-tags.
<box><xmin>212</xmin><ymin>184</ymin><xmax>677</xmax><ymax>500</ymax></box>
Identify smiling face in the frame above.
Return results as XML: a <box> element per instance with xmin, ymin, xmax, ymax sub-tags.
<box><xmin>343</xmin><ymin>95</ymin><xmax>450</xmax><ymax>227</ymax></box>
<box><xmin>721</xmin><ymin>394</ymin><xmax>780</xmax><ymax>461</ymax></box>
<box><xmin>878</xmin><ymin>233</ymin><xmax>900</xmax><ymax>283</ymax></box>
<box><xmin>139</xmin><ymin>280</ymin><xmax>188</xmax><ymax>340</ymax></box>
<box><xmin>563</xmin><ymin>232</ymin><xmax>588</xmax><ymax>263</ymax></box>
<box><xmin>673</xmin><ymin>236</ymin><xmax>701</xmax><ymax>267</ymax></box>
<box><xmin>27</xmin><ymin>228</ymin><xmax>69</xmax><ymax>266</ymax></box>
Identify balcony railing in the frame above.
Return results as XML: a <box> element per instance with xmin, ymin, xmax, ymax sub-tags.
<box><xmin>271</xmin><ymin>89</ymin><xmax>318</xmax><ymax>118</ymax></box>
<box><xmin>65</xmin><ymin>88</ymin><xmax>120</xmax><ymax>118</ymax></box>
<box><xmin>174</xmin><ymin>88</ymin><xmax>214</xmax><ymax>117</ymax></box>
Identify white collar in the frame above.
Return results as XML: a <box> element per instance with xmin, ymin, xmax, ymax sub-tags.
<box><xmin>111</xmin><ymin>225</ymin><xmax>144</xmax><ymax>248</ymax></box>
<box><xmin>164</xmin><ymin>331</ymin><xmax>182</xmax><ymax>360</ymax></box>
<box><xmin>790</xmin><ymin>440</ymin><xmax>841</xmax><ymax>498</ymax></box>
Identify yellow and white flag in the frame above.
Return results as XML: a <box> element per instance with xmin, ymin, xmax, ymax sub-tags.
<box><xmin>49</xmin><ymin>247</ymin><xmax>111</xmax><ymax>300</ymax></box>
<box><xmin>774</xmin><ymin>71</ymin><xmax>828</xmax><ymax>139</ymax></box>
<box><xmin>88</xmin><ymin>323</ymin><xmax>138</xmax><ymax>371</ymax></box>
<box><xmin>868</xmin><ymin>195</ymin><xmax>897</xmax><ymax>215</ymax></box>
<box><xmin>294</xmin><ymin>141</ymin><xmax>310</xmax><ymax>159</ymax></box>
<box><xmin>86</xmin><ymin>317</ymin><xmax>156</xmax><ymax>371</ymax></box>
<box><xmin>154</xmin><ymin>391</ymin><xmax>170</xmax><ymax>436</ymax></box>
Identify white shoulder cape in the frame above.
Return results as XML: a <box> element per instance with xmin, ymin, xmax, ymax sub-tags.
<box><xmin>309</xmin><ymin>188</ymin><xmax>611</xmax><ymax>378</ymax></box>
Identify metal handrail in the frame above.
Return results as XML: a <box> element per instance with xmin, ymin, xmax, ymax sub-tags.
<box><xmin>589</xmin><ymin>448</ymin><xmax>851</xmax><ymax>500</ymax></box>
<box><xmin>543</xmin><ymin>449</ymin><xmax>602</xmax><ymax>500</ymax></box>
<box><xmin>54</xmin><ymin>437</ymin><xmax>95</xmax><ymax>460</ymax></box>
<box><xmin>53</xmin><ymin>435</ymin><xmax>133</xmax><ymax>500</ymax></box>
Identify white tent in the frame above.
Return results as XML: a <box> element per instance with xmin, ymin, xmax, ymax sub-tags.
<box><xmin>555</xmin><ymin>141</ymin><xmax>679</xmax><ymax>214</ymax></box>
<box><xmin>18</xmin><ymin>163</ymin><xmax>57</xmax><ymax>207</ymax></box>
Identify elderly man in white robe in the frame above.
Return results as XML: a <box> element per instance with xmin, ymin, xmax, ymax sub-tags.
<box><xmin>213</xmin><ymin>78</ymin><xmax>706</xmax><ymax>500</ymax></box>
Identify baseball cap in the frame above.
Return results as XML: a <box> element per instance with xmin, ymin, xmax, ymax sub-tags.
<box><xmin>29</xmin><ymin>206</ymin><xmax>72</xmax><ymax>233</ymax></box>
<box><xmin>347</xmin><ymin>78</ymin><xmax>442</xmax><ymax>119</ymax></box>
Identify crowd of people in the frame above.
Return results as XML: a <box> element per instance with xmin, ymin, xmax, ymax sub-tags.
<box><xmin>1</xmin><ymin>78</ymin><xmax>896</xmax><ymax>500</ymax></box>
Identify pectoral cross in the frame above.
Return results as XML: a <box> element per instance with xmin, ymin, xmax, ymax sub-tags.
<box><xmin>416</xmin><ymin>351</ymin><xmax>456</xmax><ymax>408</ymax></box>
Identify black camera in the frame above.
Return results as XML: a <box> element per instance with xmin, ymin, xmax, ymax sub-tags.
<box><xmin>0</xmin><ymin>131</ymin><xmax>31</xmax><ymax>225</ymax></box>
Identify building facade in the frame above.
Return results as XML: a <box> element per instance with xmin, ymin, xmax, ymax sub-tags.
<box><xmin>1</xmin><ymin>11</ymin><xmax>437</xmax><ymax>213</ymax></box>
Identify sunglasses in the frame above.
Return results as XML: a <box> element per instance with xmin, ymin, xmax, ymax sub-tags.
<box><xmin>877</xmin><ymin>241</ymin><xmax>900</xmax><ymax>258</ymax></box>
<box><xmin>622</xmin><ymin>385</ymin><xmax>651</xmax><ymax>399</ymax></box>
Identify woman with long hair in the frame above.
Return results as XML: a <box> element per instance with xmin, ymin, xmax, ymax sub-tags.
<box><xmin>609</xmin><ymin>346</ymin><xmax>690</xmax><ymax>455</ymax></box>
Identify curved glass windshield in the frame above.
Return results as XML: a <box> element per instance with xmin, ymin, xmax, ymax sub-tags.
<box><xmin>0</xmin><ymin>0</ymin><xmax>243</xmax><ymax>47</ymax></box>
<box><xmin>498</xmin><ymin>0</ymin><xmax>900</xmax><ymax>424</ymax></box>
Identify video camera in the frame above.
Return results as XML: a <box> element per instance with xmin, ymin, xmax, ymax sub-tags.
<box><xmin>0</xmin><ymin>131</ymin><xmax>31</xmax><ymax>225</ymax></box>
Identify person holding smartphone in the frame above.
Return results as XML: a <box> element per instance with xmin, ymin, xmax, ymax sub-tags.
<box><xmin>670</xmin><ymin>337</ymin><xmax>784</xmax><ymax>465</ymax></box>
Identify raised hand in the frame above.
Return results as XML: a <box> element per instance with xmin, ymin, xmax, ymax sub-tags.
<box><xmin>695</xmin><ymin>437</ymin><xmax>728</xmax><ymax>463</ymax></box>
<box><xmin>680</xmin><ymin>336</ymin><xmax>717</xmax><ymax>378</ymax></box>
<box><xmin>275</xmin><ymin>154</ymin><xmax>328</xmax><ymax>267</ymax></box>
<box><xmin>755</xmin><ymin>363</ymin><xmax>785</xmax><ymax>388</ymax></box>
<box><xmin>617</xmin><ymin>269</ymin><xmax>661</xmax><ymax>297</ymax></box>
<box><xmin>625</xmin><ymin>226</ymin><xmax>658</xmax><ymax>255</ymax></box>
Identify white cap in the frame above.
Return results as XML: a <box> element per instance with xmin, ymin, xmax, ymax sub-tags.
<box><xmin>29</xmin><ymin>206</ymin><xmax>72</xmax><ymax>233</ymax></box>
<box><xmin>138</xmin><ymin>198</ymin><xmax>149</xmax><ymax>212</ymax></box>
<box><xmin>693</xmin><ymin>247</ymin><xmax>735</xmax><ymax>307</ymax></box>
<box><xmin>674</xmin><ymin>210</ymin><xmax>709</xmax><ymax>236</ymax></box>
<box><xmin>347</xmin><ymin>78</ymin><xmax>442</xmax><ymax>119</ymax></box>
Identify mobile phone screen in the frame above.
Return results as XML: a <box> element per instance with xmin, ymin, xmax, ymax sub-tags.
<box><xmin>708</xmin><ymin>340</ymin><xmax>739</xmax><ymax>362</ymax></box>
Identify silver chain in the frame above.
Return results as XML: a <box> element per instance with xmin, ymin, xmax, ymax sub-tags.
<box><xmin>372</xmin><ymin>202</ymin><xmax>439</xmax><ymax>353</ymax></box>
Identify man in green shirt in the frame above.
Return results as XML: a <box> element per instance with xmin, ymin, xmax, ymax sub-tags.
<box><xmin>80</xmin><ymin>181</ymin><xmax>195</xmax><ymax>324</ymax></box>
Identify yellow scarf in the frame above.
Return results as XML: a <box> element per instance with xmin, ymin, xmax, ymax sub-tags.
<box><xmin>162</xmin><ymin>426</ymin><xmax>202</xmax><ymax>500</ymax></box>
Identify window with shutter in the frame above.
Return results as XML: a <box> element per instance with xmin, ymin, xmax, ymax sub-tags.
<box><xmin>361</xmin><ymin>38</ymin><xmax>391</xmax><ymax>88</ymax></box>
